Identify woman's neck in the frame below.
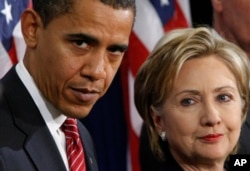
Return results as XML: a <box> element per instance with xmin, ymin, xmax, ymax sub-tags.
<box><xmin>180</xmin><ymin>163</ymin><xmax>225</xmax><ymax>171</ymax></box>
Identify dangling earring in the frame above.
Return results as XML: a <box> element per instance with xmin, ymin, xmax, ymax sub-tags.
<box><xmin>160</xmin><ymin>132</ymin><xmax>166</xmax><ymax>141</ymax></box>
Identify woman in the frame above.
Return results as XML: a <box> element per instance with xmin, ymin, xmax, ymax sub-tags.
<box><xmin>134</xmin><ymin>27</ymin><xmax>250</xmax><ymax>171</ymax></box>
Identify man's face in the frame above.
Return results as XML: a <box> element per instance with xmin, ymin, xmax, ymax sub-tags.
<box><xmin>27</xmin><ymin>0</ymin><xmax>134</xmax><ymax>118</ymax></box>
<box><xmin>218</xmin><ymin>0</ymin><xmax>250</xmax><ymax>54</ymax></box>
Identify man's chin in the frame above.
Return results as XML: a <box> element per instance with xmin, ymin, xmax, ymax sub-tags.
<box><xmin>60</xmin><ymin>105</ymin><xmax>93</xmax><ymax>119</ymax></box>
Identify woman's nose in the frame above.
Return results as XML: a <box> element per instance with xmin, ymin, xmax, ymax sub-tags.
<box><xmin>200</xmin><ymin>101</ymin><xmax>222</xmax><ymax>126</ymax></box>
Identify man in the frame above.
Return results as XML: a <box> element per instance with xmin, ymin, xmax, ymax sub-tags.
<box><xmin>0</xmin><ymin>0</ymin><xmax>135</xmax><ymax>170</ymax></box>
<box><xmin>211</xmin><ymin>0</ymin><xmax>250</xmax><ymax>154</ymax></box>
<box><xmin>211</xmin><ymin>0</ymin><xmax>250</xmax><ymax>58</ymax></box>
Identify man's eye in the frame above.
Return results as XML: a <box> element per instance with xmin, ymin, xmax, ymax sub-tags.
<box><xmin>73</xmin><ymin>40</ymin><xmax>88</xmax><ymax>48</ymax></box>
<box><xmin>180</xmin><ymin>98</ymin><xmax>194</xmax><ymax>106</ymax></box>
<box><xmin>108</xmin><ymin>46</ymin><xmax>128</xmax><ymax>55</ymax></box>
<box><xmin>110</xmin><ymin>49</ymin><xmax>123</xmax><ymax>56</ymax></box>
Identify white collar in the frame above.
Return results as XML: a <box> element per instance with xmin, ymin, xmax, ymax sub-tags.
<box><xmin>15</xmin><ymin>60</ymin><xmax>66</xmax><ymax>134</ymax></box>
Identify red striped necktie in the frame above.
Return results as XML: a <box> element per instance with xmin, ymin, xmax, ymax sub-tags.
<box><xmin>61</xmin><ymin>118</ymin><xmax>86</xmax><ymax>171</ymax></box>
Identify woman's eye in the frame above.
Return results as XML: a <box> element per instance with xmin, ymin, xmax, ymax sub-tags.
<box><xmin>217</xmin><ymin>94</ymin><xmax>231</xmax><ymax>102</ymax></box>
<box><xmin>180</xmin><ymin>98</ymin><xmax>194</xmax><ymax>106</ymax></box>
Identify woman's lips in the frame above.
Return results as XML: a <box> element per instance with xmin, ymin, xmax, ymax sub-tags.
<box><xmin>199</xmin><ymin>134</ymin><xmax>224</xmax><ymax>142</ymax></box>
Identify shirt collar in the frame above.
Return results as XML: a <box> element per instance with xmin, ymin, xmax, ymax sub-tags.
<box><xmin>15</xmin><ymin>60</ymin><xmax>66</xmax><ymax>132</ymax></box>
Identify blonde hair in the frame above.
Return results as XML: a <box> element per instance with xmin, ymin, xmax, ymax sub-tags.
<box><xmin>134</xmin><ymin>27</ymin><xmax>250</xmax><ymax>159</ymax></box>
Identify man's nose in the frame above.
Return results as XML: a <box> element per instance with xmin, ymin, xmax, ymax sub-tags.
<box><xmin>80</xmin><ymin>51</ymin><xmax>106</xmax><ymax>81</ymax></box>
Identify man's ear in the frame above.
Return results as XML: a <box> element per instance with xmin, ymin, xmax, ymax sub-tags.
<box><xmin>21</xmin><ymin>9</ymin><xmax>43</xmax><ymax>48</ymax></box>
<box><xmin>211</xmin><ymin>0</ymin><xmax>223</xmax><ymax>12</ymax></box>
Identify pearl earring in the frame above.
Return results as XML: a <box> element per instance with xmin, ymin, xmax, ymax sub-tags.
<box><xmin>160</xmin><ymin>132</ymin><xmax>166</xmax><ymax>141</ymax></box>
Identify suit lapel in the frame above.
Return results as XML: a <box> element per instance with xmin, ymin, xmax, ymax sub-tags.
<box><xmin>77</xmin><ymin>120</ymin><xmax>98</xmax><ymax>171</ymax></box>
<box><xmin>3</xmin><ymin>67</ymin><xmax>67</xmax><ymax>171</ymax></box>
<box><xmin>24</xmin><ymin>125</ymin><xmax>67</xmax><ymax>171</ymax></box>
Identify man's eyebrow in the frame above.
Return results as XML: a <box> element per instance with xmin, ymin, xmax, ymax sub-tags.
<box><xmin>66</xmin><ymin>33</ymin><xmax>100</xmax><ymax>45</ymax></box>
<box><xmin>66</xmin><ymin>33</ymin><xmax>128</xmax><ymax>51</ymax></box>
<box><xmin>107</xmin><ymin>44</ymin><xmax>129</xmax><ymax>52</ymax></box>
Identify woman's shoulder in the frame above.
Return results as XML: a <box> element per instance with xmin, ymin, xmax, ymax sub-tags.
<box><xmin>160</xmin><ymin>144</ymin><xmax>184</xmax><ymax>171</ymax></box>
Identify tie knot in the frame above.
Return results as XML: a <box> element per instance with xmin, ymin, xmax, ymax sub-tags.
<box><xmin>61</xmin><ymin>118</ymin><xmax>79</xmax><ymax>140</ymax></box>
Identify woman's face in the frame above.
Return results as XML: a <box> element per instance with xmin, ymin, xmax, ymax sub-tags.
<box><xmin>152</xmin><ymin>55</ymin><xmax>243</xmax><ymax>165</ymax></box>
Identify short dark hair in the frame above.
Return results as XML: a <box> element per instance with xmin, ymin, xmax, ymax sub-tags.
<box><xmin>32</xmin><ymin>0</ymin><xmax>136</xmax><ymax>27</ymax></box>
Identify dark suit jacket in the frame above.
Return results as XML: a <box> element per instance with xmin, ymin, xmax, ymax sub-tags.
<box><xmin>139</xmin><ymin>124</ymin><xmax>183</xmax><ymax>171</ymax></box>
<box><xmin>238</xmin><ymin>109</ymin><xmax>250</xmax><ymax>154</ymax></box>
<box><xmin>140</xmin><ymin>123</ymin><xmax>232</xmax><ymax>171</ymax></box>
<box><xmin>0</xmin><ymin>67</ymin><xmax>98</xmax><ymax>171</ymax></box>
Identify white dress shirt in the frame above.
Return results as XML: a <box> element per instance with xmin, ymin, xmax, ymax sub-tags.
<box><xmin>15</xmin><ymin>61</ymin><xmax>69</xmax><ymax>171</ymax></box>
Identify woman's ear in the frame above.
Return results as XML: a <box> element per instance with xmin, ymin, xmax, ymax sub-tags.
<box><xmin>150</xmin><ymin>106</ymin><xmax>164</xmax><ymax>136</ymax></box>
<box><xmin>211</xmin><ymin>0</ymin><xmax>223</xmax><ymax>12</ymax></box>
<box><xmin>21</xmin><ymin>9</ymin><xmax>42</xmax><ymax>48</ymax></box>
